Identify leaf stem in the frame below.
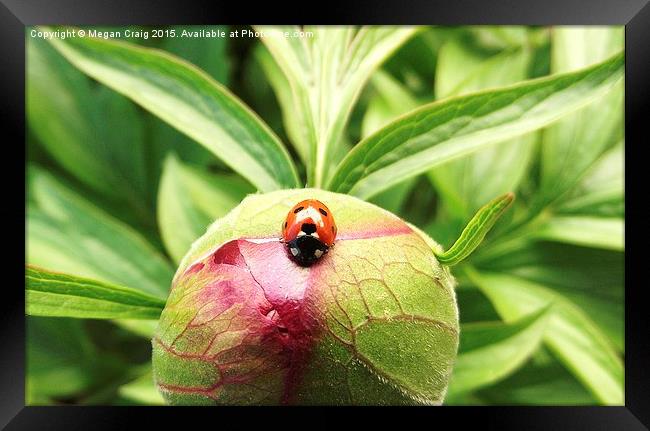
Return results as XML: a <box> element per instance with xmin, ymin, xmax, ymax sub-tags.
<box><xmin>434</xmin><ymin>192</ymin><xmax>515</xmax><ymax>266</ymax></box>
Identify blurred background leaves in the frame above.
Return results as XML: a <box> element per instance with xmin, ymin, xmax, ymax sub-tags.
<box><xmin>25</xmin><ymin>25</ymin><xmax>624</xmax><ymax>405</ymax></box>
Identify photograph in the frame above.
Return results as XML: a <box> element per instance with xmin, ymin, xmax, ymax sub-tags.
<box><xmin>24</xmin><ymin>25</ymin><xmax>624</xmax><ymax>406</ymax></box>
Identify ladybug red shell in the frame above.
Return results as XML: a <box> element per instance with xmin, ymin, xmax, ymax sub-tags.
<box><xmin>282</xmin><ymin>199</ymin><xmax>337</xmax><ymax>266</ymax></box>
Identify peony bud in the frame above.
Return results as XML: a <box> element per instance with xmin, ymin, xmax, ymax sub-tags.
<box><xmin>152</xmin><ymin>189</ymin><xmax>458</xmax><ymax>405</ymax></box>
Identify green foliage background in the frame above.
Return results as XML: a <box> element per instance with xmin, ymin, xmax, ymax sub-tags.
<box><xmin>25</xmin><ymin>25</ymin><xmax>624</xmax><ymax>405</ymax></box>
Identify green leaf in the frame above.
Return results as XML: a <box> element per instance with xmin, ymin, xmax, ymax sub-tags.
<box><xmin>536</xmin><ymin>27</ymin><xmax>624</xmax><ymax>208</ymax></box>
<box><xmin>429</xmin><ymin>42</ymin><xmax>536</xmax><ymax>219</ymax></box>
<box><xmin>534</xmin><ymin>216</ymin><xmax>624</xmax><ymax>251</ymax></box>
<box><xmin>476</xmin><ymin>242</ymin><xmax>624</xmax><ymax>352</ymax></box>
<box><xmin>475</xmin><ymin>354</ymin><xmax>596</xmax><ymax>405</ymax></box>
<box><xmin>558</xmin><ymin>142</ymin><xmax>624</xmax><ymax>217</ymax></box>
<box><xmin>455</xmin><ymin>287</ymin><xmax>502</xmax><ymax>324</ymax></box>
<box><xmin>327</xmin><ymin>52</ymin><xmax>624</xmax><ymax>199</ymax></box>
<box><xmin>367</xmin><ymin>177</ymin><xmax>418</xmax><ymax>216</ymax></box>
<box><xmin>112</xmin><ymin>319</ymin><xmax>158</xmax><ymax>339</ymax></box>
<box><xmin>469</xmin><ymin>26</ymin><xmax>533</xmax><ymax>50</ymax></box>
<box><xmin>27</xmin><ymin>36</ymin><xmax>111</xmax><ymax>196</ymax></box>
<box><xmin>27</xmin><ymin>317</ymin><xmax>97</xmax><ymax>402</ymax></box>
<box><xmin>27</xmin><ymin>168</ymin><xmax>174</xmax><ymax>298</ymax></box>
<box><xmin>118</xmin><ymin>368</ymin><xmax>165</xmax><ymax>405</ymax></box>
<box><xmin>158</xmin><ymin>154</ymin><xmax>254</xmax><ymax>263</ymax></box>
<box><xmin>254</xmin><ymin>43</ymin><xmax>310</xmax><ymax>162</ymax></box>
<box><xmin>27</xmin><ymin>316</ymin><xmax>141</xmax><ymax>405</ymax></box>
<box><xmin>27</xmin><ymin>37</ymin><xmax>150</xmax><ymax>213</ymax></box>
<box><xmin>382</xmin><ymin>27</ymin><xmax>453</xmax><ymax>96</ymax></box>
<box><xmin>46</xmin><ymin>27</ymin><xmax>300</xmax><ymax>192</ymax></box>
<box><xmin>163</xmin><ymin>25</ymin><xmax>230</xmax><ymax>84</ymax></box>
<box><xmin>27</xmin><ymin>266</ymin><xmax>166</xmax><ymax>319</ymax></box>
<box><xmin>256</xmin><ymin>26</ymin><xmax>418</xmax><ymax>186</ymax></box>
<box><xmin>435</xmin><ymin>193</ymin><xmax>514</xmax><ymax>266</ymax></box>
<box><xmin>434</xmin><ymin>42</ymin><xmax>529</xmax><ymax>98</ymax></box>
<box><xmin>446</xmin><ymin>306</ymin><xmax>550</xmax><ymax>399</ymax></box>
<box><xmin>359</xmin><ymin>71</ymin><xmax>421</xmax><ymax>216</ymax></box>
<box><xmin>146</xmin><ymin>25</ymin><xmax>231</xmax><ymax>176</ymax></box>
<box><xmin>466</xmin><ymin>267</ymin><xmax>623</xmax><ymax>404</ymax></box>
<box><xmin>361</xmin><ymin>69</ymin><xmax>419</xmax><ymax>138</ymax></box>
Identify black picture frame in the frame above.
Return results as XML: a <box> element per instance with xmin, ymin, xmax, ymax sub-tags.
<box><xmin>3</xmin><ymin>0</ymin><xmax>647</xmax><ymax>428</ymax></box>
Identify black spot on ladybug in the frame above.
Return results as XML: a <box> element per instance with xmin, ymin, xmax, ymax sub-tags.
<box><xmin>284</xmin><ymin>221</ymin><xmax>287</xmax><ymax>228</ymax></box>
<box><xmin>293</xmin><ymin>206</ymin><xmax>304</xmax><ymax>214</ymax></box>
<box><xmin>319</xmin><ymin>208</ymin><xmax>328</xmax><ymax>216</ymax></box>
<box><xmin>301</xmin><ymin>223</ymin><xmax>317</xmax><ymax>235</ymax></box>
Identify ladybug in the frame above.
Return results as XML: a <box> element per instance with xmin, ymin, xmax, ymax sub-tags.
<box><xmin>282</xmin><ymin>199</ymin><xmax>337</xmax><ymax>267</ymax></box>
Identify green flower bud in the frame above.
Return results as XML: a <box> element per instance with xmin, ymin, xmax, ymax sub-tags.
<box><xmin>152</xmin><ymin>189</ymin><xmax>458</xmax><ymax>405</ymax></box>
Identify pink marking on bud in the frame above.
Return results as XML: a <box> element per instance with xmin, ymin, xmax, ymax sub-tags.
<box><xmin>168</xmin><ymin>239</ymin><xmax>326</xmax><ymax>404</ymax></box>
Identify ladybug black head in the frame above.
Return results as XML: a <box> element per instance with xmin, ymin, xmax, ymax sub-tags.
<box><xmin>286</xmin><ymin>235</ymin><xmax>329</xmax><ymax>267</ymax></box>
